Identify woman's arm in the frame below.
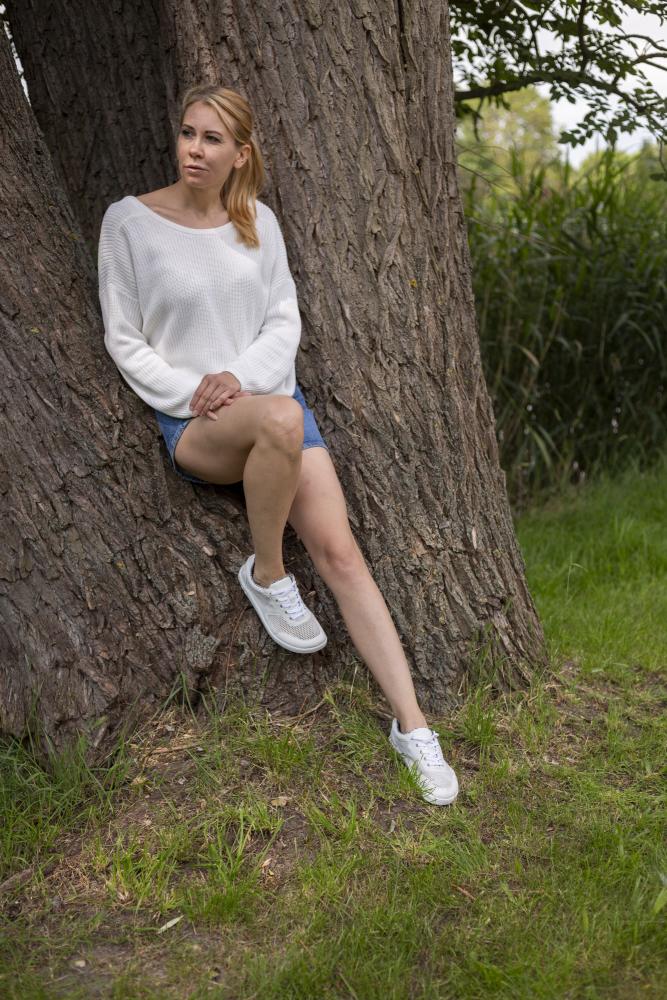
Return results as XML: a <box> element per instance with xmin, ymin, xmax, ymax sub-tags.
<box><xmin>222</xmin><ymin>210</ymin><xmax>301</xmax><ymax>395</ymax></box>
<box><xmin>98</xmin><ymin>205</ymin><xmax>201</xmax><ymax>417</ymax></box>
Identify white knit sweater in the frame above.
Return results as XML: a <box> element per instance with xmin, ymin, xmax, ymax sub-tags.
<box><xmin>97</xmin><ymin>195</ymin><xmax>301</xmax><ymax>417</ymax></box>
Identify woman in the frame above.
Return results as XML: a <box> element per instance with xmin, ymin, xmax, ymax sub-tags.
<box><xmin>97</xmin><ymin>83</ymin><xmax>459</xmax><ymax>806</ymax></box>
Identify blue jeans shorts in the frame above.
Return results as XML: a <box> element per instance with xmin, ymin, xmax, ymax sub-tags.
<box><xmin>154</xmin><ymin>381</ymin><xmax>328</xmax><ymax>485</ymax></box>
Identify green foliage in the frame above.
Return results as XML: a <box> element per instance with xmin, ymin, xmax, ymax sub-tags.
<box><xmin>459</xmin><ymin>140</ymin><xmax>667</xmax><ymax>503</ymax></box>
<box><xmin>451</xmin><ymin>1</ymin><xmax>667</xmax><ymax>154</ymax></box>
<box><xmin>457</xmin><ymin>87</ymin><xmax>561</xmax><ymax>196</ymax></box>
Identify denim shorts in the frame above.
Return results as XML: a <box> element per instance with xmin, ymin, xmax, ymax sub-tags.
<box><xmin>154</xmin><ymin>381</ymin><xmax>328</xmax><ymax>485</ymax></box>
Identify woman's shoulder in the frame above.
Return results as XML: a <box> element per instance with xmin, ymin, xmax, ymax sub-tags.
<box><xmin>254</xmin><ymin>198</ymin><xmax>280</xmax><ymax>227</ymax></box>
<box><xmin>101</xmin><ymin>194</ymin><xmax>143</xmax><ymax>232</ymax></box>
<box><xmin>255</xmin><ymin>200</ymin><xmax>288</xmax><ymax>251</ymax></box>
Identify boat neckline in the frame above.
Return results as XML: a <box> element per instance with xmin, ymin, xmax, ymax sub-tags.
<box><xmin>127</xmin><ymin>195</ymin><xmax>234</xmax><ymax>233</ymax></box>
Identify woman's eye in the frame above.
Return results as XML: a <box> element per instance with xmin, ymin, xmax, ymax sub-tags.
<box><xmin>181</xmin><ymin>128</ymin><xmax>220</xmax><ymax>143</ymax></box>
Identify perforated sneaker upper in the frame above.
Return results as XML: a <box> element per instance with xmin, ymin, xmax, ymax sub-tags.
<box><xmin>242</xmin><ymin>556</ymin><xmax>326</xmax><ymax>648</ymax></box>
<box><xmin>267</xmin><ymin>611</ymin><xmax>323</xmax><ymax>640</ymax></box>
<box><xmin>391</xmin><ymin>721</ymin><xmax>458</xmax><ymax>788</ymax></box>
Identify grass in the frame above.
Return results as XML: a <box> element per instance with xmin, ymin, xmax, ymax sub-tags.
<box><xmin>1</xmin><ymin>460</ymin><xmax>666</xmax><ymax>998</ymax></box>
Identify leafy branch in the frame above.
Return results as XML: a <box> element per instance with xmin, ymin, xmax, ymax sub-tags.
<box><xmin>450</xmin><ymin>1</ymin><xmax>667</xmax><ymax>148</ymax></box>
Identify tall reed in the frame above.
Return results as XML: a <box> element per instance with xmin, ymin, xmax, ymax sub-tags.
<box><xmin>460</xmin><ymin>147</ymin><xmax>667</xmax><ymax>506</ymax></box>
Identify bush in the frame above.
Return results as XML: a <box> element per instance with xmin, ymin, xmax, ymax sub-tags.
<box><xmin>461</xmin><ymin>145</ymin><xmax>667</xmax><ymax>505</ymax></box>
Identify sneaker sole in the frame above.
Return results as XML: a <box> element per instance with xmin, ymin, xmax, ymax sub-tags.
<box><xmin>389</xmin><ymin>735</ymin><xmax>459</xmax><ymax>805</ymax></box>
<box><xmin>238</xmin><ymin>564</ymin><xmax>328</xmax><ymax>654</ymax></box>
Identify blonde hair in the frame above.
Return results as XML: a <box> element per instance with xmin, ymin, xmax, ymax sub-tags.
<box><xmin>177</xmin><ymin>84</ymin><xmax>266</xmax><ymax>248</ymax></box>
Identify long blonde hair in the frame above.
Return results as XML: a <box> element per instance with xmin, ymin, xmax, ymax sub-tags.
<box><xmin>177</xmin><ymin>84</ymin><xmax>266</xmax><ymax>248</ymax></box>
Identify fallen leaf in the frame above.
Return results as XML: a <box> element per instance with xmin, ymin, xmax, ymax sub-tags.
<box><xmin>157</xmin><ymin>915</ymin><xmax>184</xmax><ymax>934</ymax></box>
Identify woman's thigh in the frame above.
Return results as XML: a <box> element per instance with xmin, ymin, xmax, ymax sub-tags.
<box><xmin>173</xmin><ymin>394</ymin><xmax>303</xmax><ymax>485</ymax></box>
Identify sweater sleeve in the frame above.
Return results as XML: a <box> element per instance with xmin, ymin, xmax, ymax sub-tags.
<box><xmin>223</xmin><ymin>211</ymin><xmax>301</xmax><ymax>394</ymax></box>
<box><xmin>97</xmin><ymin>205</ymin><xmax>202</xmax><ymax>416</ymax></box>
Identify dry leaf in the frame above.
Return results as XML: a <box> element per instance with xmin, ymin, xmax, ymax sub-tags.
<box><xmin>157</xmin><ymin>914</ymin><xmax>184</xmax><ymax>934</ymax></box>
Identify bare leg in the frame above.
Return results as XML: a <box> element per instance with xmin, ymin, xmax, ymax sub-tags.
<box><xmin>177</xmin><ymin>408</ymin><xmax>430</xmax><ymax>732</ymax></box>
<box><xmin>287</xmin><ymin>448</ymin><xmax>429</xmax><ymax>733</ymax></box>
<box><xmin>325</xmin><ymin>550</ymin><xmax>429</xmax><ymax>733</ymax></box>
<box><xmin>243</xmin><ymin>421</ymin><xmax>304</xmax><ymax>587</ymax></box>
<box><xmin>173</xmin><ymin>395</ymin><xmax>305</xmax><ymax>587</ymax></box>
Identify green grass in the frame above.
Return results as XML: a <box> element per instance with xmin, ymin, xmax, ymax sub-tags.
<box><xmin>517</xmin><ymin>455</ymin><xmax>667</xmax><ymax>677</ymax></box>
<box><xmin>1</xmin><ymin>461</ymin><xmax>666</xmax><ymax>998</ymax></box>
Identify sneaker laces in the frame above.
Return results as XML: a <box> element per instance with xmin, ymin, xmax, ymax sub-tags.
<box><xmin>270</xmin><ymin>576</ymin><xmax>308</xmax><ymax>621</ymax></box>
<box><xmin>409</xmin><ymin>731</ymin><xmax>447</xmax><ymax>769</ymax></box>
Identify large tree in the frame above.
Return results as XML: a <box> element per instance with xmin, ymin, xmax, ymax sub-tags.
<box><xmin>1</xmin><ymin>1</ymin><xmax>545</xmax><ymax>755</ymax></box>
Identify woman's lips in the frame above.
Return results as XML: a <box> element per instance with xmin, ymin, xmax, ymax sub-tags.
<box><xmin>185</xmin><ymin>165</ymin><xmax>205</xmax><ymax>171</ymax></box>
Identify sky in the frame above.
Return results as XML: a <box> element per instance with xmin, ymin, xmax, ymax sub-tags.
<box><xmin>538</xmin><ymin>9</ymin><xmax>667</xmax><ymax>165</ymax></box>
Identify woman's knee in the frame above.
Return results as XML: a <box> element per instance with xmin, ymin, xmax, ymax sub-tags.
<box><xmin>311</xmin><ymin>532</ymin><xmax>367</xmax><ymax>581</ymax></box>
<box><xmin>258</xmin><ymin>397</ymin><xmax>304</xmax><ymax>450</ymax></box>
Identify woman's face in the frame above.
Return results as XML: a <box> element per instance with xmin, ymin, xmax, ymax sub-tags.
<box><xmin>177</xmin><ymin>100</ymin><xmax>250</xmax><ymax>192</ymax></box>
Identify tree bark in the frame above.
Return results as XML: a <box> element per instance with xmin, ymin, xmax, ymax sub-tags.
<box><xmin>4</xmin><ymin>0</ymin><xmax>177</xmax><ymax>260</ymax></box>
<box><xmin>1</xmin><ymin>1</ymin><xmax>545</xmax><ymax>755</ymax></box>
<box><xmin>0</xmin><ymin>16</ymin><xmax>334</xmax><ymax>753</ymax></box>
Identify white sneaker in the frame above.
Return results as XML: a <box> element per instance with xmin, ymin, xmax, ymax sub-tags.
<box><xmin>389</xmin><ymin>718</ymin><xmax>459</xmax><ymax>805</ymax></box>
<box><xmin>238</xmin><ymin>553</ymin><xmax>328</xmax><ymax>654</ymax></box>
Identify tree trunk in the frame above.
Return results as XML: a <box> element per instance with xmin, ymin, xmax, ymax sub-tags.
<box><xmin>0</xmin><ymin>18</ymin><xmax>333</xmax><ymax>754</ymax></box>
<box><xmin>1</xmin><ymin>1</ymin><xmax>545</xmax><ymax>756</ymax></box>
<box><xmin>4</xmin><ymin>0</ymin><xmax>177</xmax><ymax>259</ymax></box>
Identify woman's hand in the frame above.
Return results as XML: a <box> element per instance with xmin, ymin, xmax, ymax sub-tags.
<box><xmin>189</xmin><ymin>372</ymin><xmax>251</xmax><ymax>419</ymax></box>
<box><xmin>209</xmin><ymin>387</ymin><xmax>253</xmax><ymax>417</ymax></box>
<box><xmin>222</xmin><ymin>388</ymin><xmax>253</xmax><ymax>405</ymax></box>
